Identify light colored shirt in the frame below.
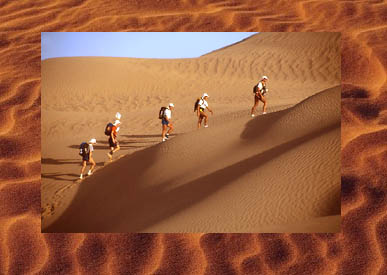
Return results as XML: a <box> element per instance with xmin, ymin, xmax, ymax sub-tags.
<box><xmin>164</xmin><ymin>108</ymin><xmax>172</xmax><ymax>119</ymax></box>
<box><xmin>257</xmin><ymin>81</ymin><xmax>264</xmax><ymax>91</ymax></box>
<box><xmin>198</xmin><ymin>99</ymin><xmax>209</xmax><ymax>109</ymax></box>
<box><xmin>89</xmin><ymin>144</ymin><xmax>94</xmax><ymax>152</ymax></box>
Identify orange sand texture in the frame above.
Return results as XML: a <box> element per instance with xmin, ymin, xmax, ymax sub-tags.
<box><xmin>1</xmin><ymin>1</ymin><xmax>387</xmax><ymax>274</ymax></box>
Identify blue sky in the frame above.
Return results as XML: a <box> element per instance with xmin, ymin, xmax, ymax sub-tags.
<box><xmin>41</xmin><ymin>32</ymin><xmax>257</xmax><ymax>60</ymax></box>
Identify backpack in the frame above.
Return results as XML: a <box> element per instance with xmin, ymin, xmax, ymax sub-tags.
<box><xmin>105</xmin><ymin>123</ymin><xmax>114</xmax><ymax>136</ymax></box>
<box><xmin>159</xmin><ymin>107</ymin><xmax>167</xmax><ymax>119</ymax></box>
<box><xmin>79</xmin><ymin>142</ymin><xmax>89</xmax><ymax>156</ymax></box>
<box><xmin>253</xmin><ymin>85</ymin><xmax>258</xmax><ymax>94</ymax></box>
<box><xmin>253</xmin><ymin>83</ymin><xmax>268</xmax><ymax>95</ymax></box>
<box><xmin>194</xmin><ymin>98</ymin><xmax>201</xmax><ymax>112</ymax></box>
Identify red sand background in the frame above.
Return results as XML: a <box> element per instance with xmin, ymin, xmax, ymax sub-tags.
<box><xmin>1</xmin><ymin>1</ymin><xmax>386</xmax><ymax>274</ymax></box>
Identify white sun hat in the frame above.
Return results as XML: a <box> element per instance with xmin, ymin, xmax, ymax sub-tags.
<box><xmin>89</xmin><ymin>138</ymin><xmax>97</xmax><ymax>144</ymax></box>
<box><xmin>169</xmin><ymin>103</ymin><xmax>174</xmax><ymax>107</ymax></box>
<box><xmin>262</xmin><ymin>75</ymin><xmax>268</xmax><ymax>80</ymax></box>
<box><xmin>203</xmin><ymin>93</ymin><xmax>209</xmax><ymax>98</ymax></box>
<box><xmin>115</xmin><ymin>112</ymin><xmax>121</xmax><ymax>120</ymax></box>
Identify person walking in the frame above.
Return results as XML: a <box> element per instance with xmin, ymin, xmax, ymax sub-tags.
<box><xmin>251</xmin><ymin>75</ymin><xmax>269</xmax><ymax>117</ymax></box>
<box><xmin>79</xmin><ymin>138</ymin><xmax>97</xmax><ymax>179</ymax></box>
<box><xmin>107</xmin><ymin>120</ymin><xmax>121</xmax><ymax>161</ymax></box>
<box><xmin>196</xmin><ymin>93</ymin><xmax>213</xmax><ymax>129</ymax></box>
<box><xmin>161</xmin><ymin>103</ymin><xmax>174</xmax><ymax>142</ymax></box>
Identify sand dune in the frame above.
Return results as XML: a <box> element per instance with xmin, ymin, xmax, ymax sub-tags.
<box><xmin>43</xmin><ymin>86</ymin><xmax>341</xmax><ymax>233</ymax></box>
<box><xmin>0</xmin><ymin>0</ymin><xmax>386</xmax><ymax>274</ymax></box>
<box><xmin>41</xmin><ymin>33</ymin><xmax>341</xmax><ymax>233</ymax></box>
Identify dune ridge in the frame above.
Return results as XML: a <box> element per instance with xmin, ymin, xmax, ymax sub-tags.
<box><xmin>42</xmin><ymin>86</ymin><xmax>341</xmax><ymax>233</ymax></box>
<box><xmin>0</xmin><ymin>0</ymin><xmax>386</xmax><ymax>274</ymax></box>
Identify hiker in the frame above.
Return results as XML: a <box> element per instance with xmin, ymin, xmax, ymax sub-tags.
<box><xmin>79</xmin><ymin>138</ymin><xmax>96</xmax><ymax>179</ymax></box>
<box><xmin>160</xmin><ymin>103</ymin><xmax>174</xmax><ymax>142</ymax></box>
<box><xmin>195</xmin><ymin>93</ymin><xmax>213</xmax><ymax>128</ymax></box>
<box><xmin>251</xmin><ymin>75</ymin><xmax>269</xmax><ymax>117</ymax></box>
<box><xmin>107</xmin><ymin>120</ymin><xmax>121</xmax><ymax>161</ymax></box>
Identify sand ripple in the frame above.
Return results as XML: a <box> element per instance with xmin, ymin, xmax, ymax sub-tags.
<box><xmin>1</xmin><ymin>0</ymin><xmax>386</xmax><ymax>274</ymax></box>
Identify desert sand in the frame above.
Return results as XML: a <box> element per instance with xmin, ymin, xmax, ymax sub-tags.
<box><xmin>41</xmin><ymin>32</ymin><xmax>341</xmax><ymax>233</ymax></box>
<box><xmin>1</xmin><ymin>0</ymin><xmax>386</xmax><ymax>274</ymax></box>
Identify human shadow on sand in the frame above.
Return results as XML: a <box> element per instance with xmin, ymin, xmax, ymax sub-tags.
<box><xmin>121</xmin><ymin>134</ymin><xmax>178</xmax><ymax>139</ymax></box>
<box><xmin>68</xmin><ymin>142</ymin><xmax>148</xmax><ymax>151</ymax></box>
<box><xmin>42</xmin><ymin>158</ymin><xmax>81</xmax><ymax>165</ymax></box>
<box><xmin>42</xmin><ymin>172</ymin><xmax>81</xmax><ymax>182</ymax></box>
<box><xmin>43</xmin><ymin>120</ymin><xmax>340</xmax><ymax>233</ymax></box>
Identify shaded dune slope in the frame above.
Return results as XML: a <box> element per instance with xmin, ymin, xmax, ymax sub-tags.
<box><xmin>44</xmin><ymin>86</ymin><xmax>341</xmax><ymax>233</ymax></box>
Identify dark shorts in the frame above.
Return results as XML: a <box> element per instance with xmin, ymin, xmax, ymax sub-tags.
<box><xmin>109</xmin><ymin>137</ymin><xmax>118</xmax><ymax>148</ymax></box>
<box><xmin>199</xmin><ymin>107</ymin><xmax>205</xmax><ymax>112</ymax></box>
<box><xmin>82</xmin><ymin>154</ymin><xmax>90</xmax><ymax>162</ymax></box>
<box><xmin>162</xmin><ymin>119</ymin><xmax>169</xmax><ymax>125</ymax></box>
<box><xmin>255</xmin><ymin>93</ymin><xmax>265</xmax><ymax>101</ymax></box>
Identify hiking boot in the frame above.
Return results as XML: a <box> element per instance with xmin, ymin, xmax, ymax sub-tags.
<box><xmin>204</xmin><ymin>125</ymin><xmax>209</xmax><ymax>128</ymax></box>
<box><xmin>80</xmin><ymin>174</ymin><xmax>83</xmax><ymax>179</ymax></box>
<box><xmin>165</xmin><ymin>133</ymin><xmax>170</xmax><ymax>139</ymax></box>
<box><xmin>162</xmin><ymin>137</ymin><xmax>167</xmax><ymax>142</ymax></box>
<box><xmin>251</xmin><ymin>114</ymin><xmax>255</xmax><ymax>117</ymax></box>
<box><xmin>87</xmin><ymin>170</ymin><xmax>93</xmax><ymax>176</ymax></box>
<box><xmin>262</xmin><ymin>112</ymin><xmax>267</xmax><ymax>115</ymax></box>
